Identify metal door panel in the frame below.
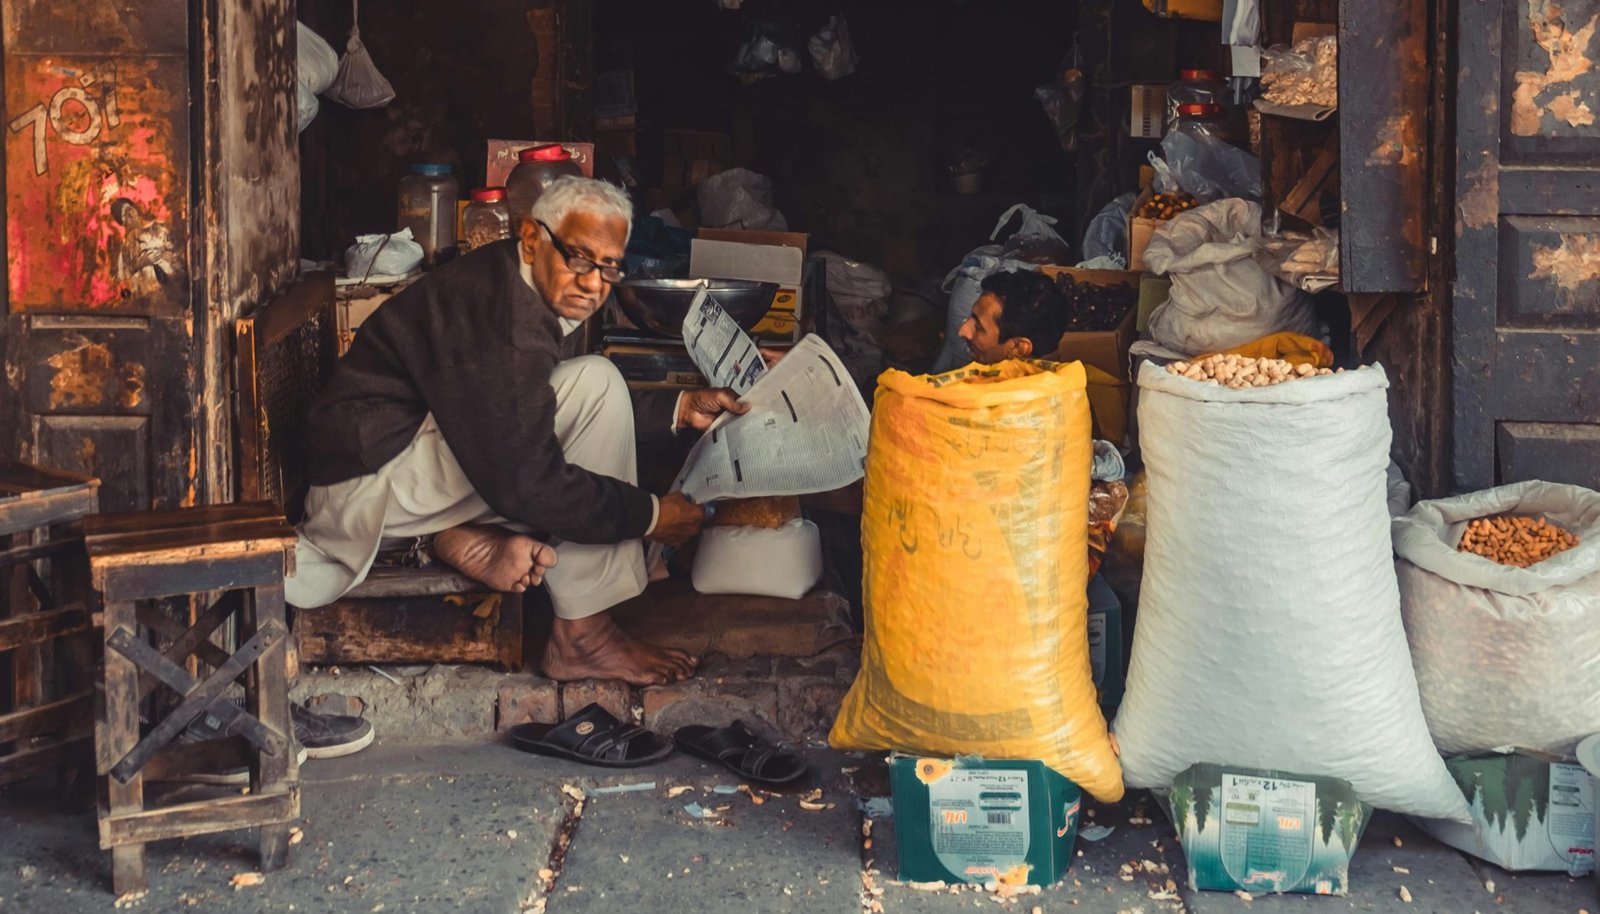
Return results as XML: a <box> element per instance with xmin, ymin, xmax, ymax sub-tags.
<box><xmin>21</xmin><ymin>325</ymin><xmax>151</xmax><ymax>415</ymax></box>
<box><xmin>1497</xmin><ymin>422</ymin><xmax>1600</xmax><ymax>488</ymax></box>
<box><xmin>34</xmin><ymin>414</ymin><xmax>148</xmax><ymax>510</ymax></box>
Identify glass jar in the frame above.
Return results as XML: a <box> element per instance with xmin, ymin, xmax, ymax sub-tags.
<box><xmin>505</xmin><ymin>144</ymin><xmax>582</xmax><ymax>236</ymax></box>
<box><xmin>1165</xmin><ymin>69</ymin><xmax>1226</xmax><ymax>133</ymax></box>
<box><xmin>462</xmin><ymin>187</ymin><xmax>512</xmax><ymax>253</ymax></box>
<box><xmin>398</xmin><ymin>163</ymin><xmax>461</xmax><ymax>270</ymax></box>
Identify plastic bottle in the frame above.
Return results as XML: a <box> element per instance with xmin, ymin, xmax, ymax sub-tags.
<box><xmin>1165</xmin><ymin>69</ymin><xmax>1227</xmax><ymax>132</ymax></box>
<box><xmin>397</xmin><ymin>163</ymin><xmax>461</xmax><ymax>269</ymax></box>
<box><xmin>505</xmin><ymin>144</ymin><xmax>582</xmax><ymax>236</ymax></box>
<box><xmin>462</xmin><ymin>187</ymin><xmax>512</xmax><ymax>253</ymax></box>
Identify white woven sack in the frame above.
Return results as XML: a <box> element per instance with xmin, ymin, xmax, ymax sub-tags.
<box><xmin>1394</xmin><ymin>481</ymin><xmax>1600</xmax><ymax>755</ymax></box>
<box><xmin>692</xmin><ymin>519</ymin><xmax>822</xmax><ymax>600</ymax></box>
<box><xmin>1113</xmin><ymin>361</ymin><xmax>1469</xmax><ymax>822</ymax></box>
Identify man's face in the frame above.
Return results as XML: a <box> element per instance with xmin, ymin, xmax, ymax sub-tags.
<box><xmin>958</xmin><ymin>293</ymin><xmax>1031</xmax><ymax>365</ymax></box>
<box><xmin>520</xmin><ymin>210</ymin><xmax>628</xmax><ymax>321</ymax></box>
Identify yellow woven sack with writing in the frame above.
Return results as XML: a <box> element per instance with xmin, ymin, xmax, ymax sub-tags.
<box><xmin>830</xmin><ymin>359</ymin><xmax>1124</xmax><ymax>802</ymax></box>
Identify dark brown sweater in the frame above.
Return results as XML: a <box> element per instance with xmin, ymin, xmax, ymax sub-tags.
<box><xmin>305</xmin><ymin>240</ymin><xmax>665</xmax><ymax>544</ymax></box>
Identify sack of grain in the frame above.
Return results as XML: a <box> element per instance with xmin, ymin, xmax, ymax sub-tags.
<box><xmin>1394</xmin><ymin>481</ymin><xmax>1600</xmax><ymax>755</ymax></box>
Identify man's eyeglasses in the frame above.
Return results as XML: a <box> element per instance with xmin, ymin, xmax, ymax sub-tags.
<box><xmin>536</xmin><ymin>220</ymin><xmax>625</xmax><ymax>283</ymax></box>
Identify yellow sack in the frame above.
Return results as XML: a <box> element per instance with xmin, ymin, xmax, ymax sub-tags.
<box><xmin>1203</xmin><ymin>331</ymin><xmax>1333</xmax><ymax>368</ymax></box>
<box><xmin>830</xmin><ymin>359</ymin><xmax>1125</xmax><ymax>802</ymax></box>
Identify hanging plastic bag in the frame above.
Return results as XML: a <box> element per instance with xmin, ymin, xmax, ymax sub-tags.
<box><xmin>1394</xmin><ymin>481</ymin><xmax>1600</xmax><ymax>756</ymax></box>
<box><xmin>1113</xmin><ymin>362</ymin><xmax>1471</xmax><ymax>823</ymax></box>
<box><xmin>831</xmin><ymin>359</ymin><xmax>1125</xmax><ymax>804</ymax></box>
<box><xmin>808</xmin><ymin>15</ymin><xmax>858</xmax><ymax>81</ymax></box>
<box><xmin>298</xmin><ymin>22</ymin><xmax>339</xmax><ymax>95</ymax></box>
<box><xmin>1082</xmin><ymin>191</ymin><xmax>1139</xmax><ymax>263</ymax></box>
<box><xmin>325</xmin><ymin>0</ymin><xmax>396</xmax><ymax>110</ymax></box>
<box><xmin>1145</xmin><ymin>199</ymin><xmax>1318</xmax><ymax>355</ymax></box>
<box><xmin>345</xmin><ymin>229</ymin><xmax>424</xmax><ymax>280</ymax></box>
<box><xmin>1161</xmin><ymin>127</ymin><xmax>1260</xmax><ymax>202</ymax></box>
<box><xmin>296</xmin><ymin>82</ymin><xmax>320</xmax><ymax>134</ymax></box>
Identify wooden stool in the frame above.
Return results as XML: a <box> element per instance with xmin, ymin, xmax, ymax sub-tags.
<box><xmin>85</xmin><ymin>503</ymin><xmax>299</xmax><ymax>895</ymax></box>
<box><xmin>0</xmin><ymin>463</ymin><xmax>99</xmax><ymax>788</ymax></box>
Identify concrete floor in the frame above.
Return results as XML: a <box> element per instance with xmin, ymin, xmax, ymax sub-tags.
<box><xmin>0</xmin><ymin>740</ymin><xmax>1594</xmax><ymax>914</ymax></box>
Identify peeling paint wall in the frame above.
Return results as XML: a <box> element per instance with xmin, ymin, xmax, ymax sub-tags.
<box><xmin>1510</xmin><ymin>0</ymin><xmax>1600</xmax><ymax>137</ymax></box>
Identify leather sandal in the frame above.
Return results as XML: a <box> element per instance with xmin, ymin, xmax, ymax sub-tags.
<box><xmin>671</xmin><ymin>720</ymin><xmax>808</xmax><ymax>787</ymax></box>
<box><xmin>507</xmin><ymin>703</ymin><xmax>674</xmax><ymax>768</ymax></box>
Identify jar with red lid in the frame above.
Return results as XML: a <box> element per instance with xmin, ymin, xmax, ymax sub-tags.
<box><xmin>1166</xmin><ymin>69</ymin><xmax>1227</xmax><ymax>132</ymax></box>
<box><xmin>462</xmin><ymin>187</ymin><xmax>512</xmax><ymax>253</ymax></box>
<box><xmin>505</xmin><ymin>144</ymin><xmax>582</xmax><ymax>236</ymax></box>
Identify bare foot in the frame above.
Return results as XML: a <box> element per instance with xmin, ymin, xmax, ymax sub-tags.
<box><xmin>433</xmin><ymin>525</ymin><xmax>557</xmax><ymax>593</ymax></box>
<box><xmin>541</xmin><ymin>612</ymin><xmax>697</xmax><ymax>686</ymax></box>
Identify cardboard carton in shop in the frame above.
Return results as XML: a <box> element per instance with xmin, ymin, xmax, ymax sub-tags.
<box><xmin>1165</xmin><ymin>763</ymin><xmax>1371</xmax><ymax>896</ymax></box>
<box><xmin>1035</xmin><ymin>266</ymin><xmax>1139</xmax><ymax>382</ymax></box>
<box><xmin>690</xmin><ymin>229</ymin><xmax>808</xmax><ymax>343</ymax></box>
<box><xmin>891</xmin><ymin>756</ymin><xmax>1082</xmax><ymax>888</ymax></box>
<box><xmin>1413</xmin><ymin>751</ymin><xmax>1595</xmax><ymax>876</ymax></box>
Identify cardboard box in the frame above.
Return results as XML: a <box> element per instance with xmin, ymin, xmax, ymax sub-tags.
<box><xmin>690</xmin><ymin>229</ymin><xmax>808</xmax><ymax>342</ymax></box>
<box><xmin>1086</xmin><ymin>573</ymin><xmax>1125</xmax><ymax>711</ymax></box>
<box><xmin>1130</xmin><ymin>85</ymin><xmax>1168</xmax><ymax>139</ymax></box>
<box><xmin>1137</xmin><ymin>276</ymin><xmax>1172</xmax><ymax>333</ymax></box>
<box><xmin>485</xmin><ymin>139</ymin><xmax>597</xmax><ymax>189</ymax></box>
<box><xmin>1166</xmin><ymin>763</ymin><xmax>1371</xmax><ymax>896</ymax></box>
<box><xmin>890</xmin><ymin>756</ymin><xmax>1082</xmax><ymax>887</ymax></box>
<box><xmin>1035</xmin><ymin>266</ymin><xmax>1140</xmax><ymax>382</ymax></box>
<box><xmin>1128</xmin><ymin>188</ymin><xmax>1165</xmax><ymax>273</ymax></box>
<box><xmin>602</xmin><ymin>343</ymin><xmax>707</xmax><ymax>390</ymax></box>
<box><xmin>1414</xmin><ymin>751</ymin><xmax>1595</xmax><ymax>875</ymax></box>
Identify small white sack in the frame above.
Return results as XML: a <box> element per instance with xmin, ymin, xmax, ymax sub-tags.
<box><xmin>1145</xmin><ymin>199</ymin><xmax>1318</xmax><ymax>355</ymax></box>
<box><xmin>345</xmin><ymin>229</ymin><xmax>424</xmax><ymax>279</ymax></box>
<box><xmin>1113</xmin><ymin>361</ymin><xmax>1470</xmax><ymax>822</ymax></box>
<box><xmin>1394</xmin><ymin>481</ymin><xmax>1600</xmax><ymax>755</ymax></box>
<box><xmin>296</xmin><ymin>82</ymin><xmax>320</xmax><ymax>134</ymax></box>
<box><xmin>692</xmin><ymin>519</ymin><xmax>822</xmax><ymax>600</ymax></box>
<box><xmin>297</xmin><ymin>22</ymin><xmax>339</xmax><ymax>95</ymax></box>
<box><xmin>325</xmin><ymin>0</ymin><xmax>396</xmax><ymax>110</ymax></box>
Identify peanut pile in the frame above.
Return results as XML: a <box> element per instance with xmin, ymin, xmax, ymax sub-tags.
<box><xmin>1167</xmin><ymin>353</ymin><xmax>1337</xmax><ymax>388</ymax></box>
<box><xmin>1458</xmin><ymin>515</ymin><xmax>1580</xmax><ymax>567</ymax></box>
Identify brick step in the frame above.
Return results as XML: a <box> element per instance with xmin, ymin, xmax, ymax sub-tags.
<box><xmin>290</xmin><ymin>642</ymin><xmax>861</xmax><ymax>747</ymax></box>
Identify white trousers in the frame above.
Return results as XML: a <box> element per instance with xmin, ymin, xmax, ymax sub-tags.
<box><xmin>285</xmin><ymin>355</ymin><xmax>648</xmax><ymax>620</ymax></box>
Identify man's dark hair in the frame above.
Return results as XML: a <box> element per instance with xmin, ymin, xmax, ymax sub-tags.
<box><xmin>980</xmin><ymin>269</ymin><xmax>1070</xmax><ymax>358</ymax></box>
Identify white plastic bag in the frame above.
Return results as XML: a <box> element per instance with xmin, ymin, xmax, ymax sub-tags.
<box><xmin>345</xmin><ymin>229</ymin><xmax>423</xmax><ymax>279</ymax></box>
<box><xmin>818</xmin><ymin>251</ymin><xmax>889</xmax><ymax>347</ymax></box>
<box><xmin>808</xmin><ymin>15</ymin><xmax>858</xmax><ymax>81</ymax></box>
<box><xmin>1113</xmin><ymin>362</ymin><xmax>1470</xmax><ymax>822</ymax></box>
<box><xmin>692</xmin><ymin>519</ymin><xmax>822</xmax><ymax>599</ymax></box>
<box><xmin>1082</xmin><ymin>191</ymin><xmax>1138</xmax><ymax>264</ymax></box>
<box><xmin>1145</xmin><ymin>199</ymin><xmax>1318</xmax><ymax>355</ymax></box>
<box><xmin>325</xmin><ymin>0</ymin><xmax>396</xmax><ymax>110</ymax></box>
<box><xmin>1394</xmin><ymin>481</ymin><xmax>1600</xmax><ymax>755</ymax></box>
<box><xmin>697</xmin><ymin>168</ymin><xmax>787</xmax><ymax>231</ymax></box>
<box><xmin>296</xmin><ymin>82</ymin><xmax>320</xmax><ymax>134</ymax></box>
<box><xmin>991</xmin><ymin>203</ymin><xmax>1072</xmax><ymax>265</ymax></box>
<box><xmin>297</xmin><ymin>22</ymin><xmax>339</xmax><ymax>95</ymax></box>
<box><xmin>1161</xmin><ymin>127</ymin><xmax>1261</xmax><ymax>202</ymax></box>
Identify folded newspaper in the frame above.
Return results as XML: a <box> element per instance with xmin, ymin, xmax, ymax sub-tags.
<box><xmin>675</xmin><ymin>290</ymin><xmax>870</xmax><ymax>501</ymax></box>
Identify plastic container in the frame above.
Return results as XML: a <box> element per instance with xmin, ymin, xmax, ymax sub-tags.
<box><xmin>505</xmin><ymin>144</ymin><xmax>582</xmax><ymax>235</ymax></box>
<box><xmin>397</xmin><ymin>163</ymin><xmax>461</xmax><ymax>269</ymax></box>
<box><xmin>462</xmin><ymin>187</ymin><xmax>512</xmax><ymax>253</ymax></box>
<box><xmin>1578</xmin><ymin>733</ymin><xmax>1600</xmax><ymax>887</ymax></box>
<box><xmin>1165</xmin><ymin>69</ymin><xmax>1226</xmax><ymax>132</ymax></box>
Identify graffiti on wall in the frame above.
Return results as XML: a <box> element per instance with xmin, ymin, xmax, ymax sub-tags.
<box><xmin>4</xmin><ymin>56</ymin><xmax>188</xmax><ymax>314</ymax></box>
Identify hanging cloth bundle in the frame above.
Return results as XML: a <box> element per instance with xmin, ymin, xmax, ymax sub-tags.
<box><xmin>325</xmin><ymin>0</ymin><xmax>396</xmax><ymax>109</ymax></box>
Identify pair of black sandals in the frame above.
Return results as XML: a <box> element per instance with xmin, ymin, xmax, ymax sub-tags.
<box><xmin>506</xmin><ymin>703</ymin><xmax>808</xmax><ymax>787</ymax></box>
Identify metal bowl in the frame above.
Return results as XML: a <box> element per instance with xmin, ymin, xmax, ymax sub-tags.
<box><xmin>613</xmin><ymin>278</ymin><xmax>779</xmax><ymax>338</ymax></box>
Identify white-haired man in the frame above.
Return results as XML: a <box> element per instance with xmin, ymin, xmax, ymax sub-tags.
<box><xmin>289</xmin><ymin>177</ymin><xmax>743</xmax><ymax>685</ymax></box>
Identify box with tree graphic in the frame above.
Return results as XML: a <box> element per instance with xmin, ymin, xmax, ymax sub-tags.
<box><xmin>1165</xmin><ymin>763</ymin><xmax>1371</xmax><ymax>895</ymax></box>
<box><xmin>1414</xmin><ymin>751</ymin><xmax>1595</xmax><ymax>875</ymax></box>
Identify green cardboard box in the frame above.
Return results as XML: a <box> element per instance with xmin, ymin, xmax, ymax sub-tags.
<box><xmin>1414</xmin><ymin>751</ymin><xmax>1595</xmax><ymax>875</ymax></box>
<box><xmin>1165</xmin><ymin>763</ymin><xmax>1371</xmax><ymax>896</ymax></box>
<box><xmin>890</xmin><ymin>756</ymin><xmax>1082</xmax><ymax>887</ymax></box>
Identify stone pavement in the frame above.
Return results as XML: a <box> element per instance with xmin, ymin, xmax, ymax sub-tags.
<box><xmin>0</xmin><ymin>740</ymin><xmax>1593</xmax><ymax>914</ymax></box>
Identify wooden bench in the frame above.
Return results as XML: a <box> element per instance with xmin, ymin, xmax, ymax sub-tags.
<box><xmin>234</xmin><ymin>273</ymin><xmax>524</xmax><ymax>671</ymax></box>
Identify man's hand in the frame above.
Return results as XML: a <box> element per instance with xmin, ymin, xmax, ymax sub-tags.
<box><xmin>759</xmin><ymin>347</ymin><xmax>788</xmax><ymax>368</ymax></box>
<box><xmin>677</xmin><ymin>387</ymin><xmax>750</xmax><ymax>432</ymax></box>
<box><xmin>648</xmin><ymin>492</ymin><xmax>705</xmax><ymax>546</ymax></box>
